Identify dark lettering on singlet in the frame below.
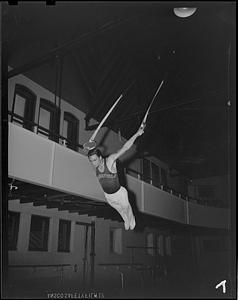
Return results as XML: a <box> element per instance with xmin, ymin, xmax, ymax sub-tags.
<box><xmin>96</xmin><ymin>158</ymin><xmax>120</xmax><ymax>194</ymax></box>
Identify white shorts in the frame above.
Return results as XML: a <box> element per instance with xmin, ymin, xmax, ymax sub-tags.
<box><xmin>104</xmin><ymin>186</ymin><xmax>129</xmax><ymax>209</ymax></box>
<box><xmin>105</xmin><ymin>186</ymin><xmax>136</xmax><ymax>230</ymax></box>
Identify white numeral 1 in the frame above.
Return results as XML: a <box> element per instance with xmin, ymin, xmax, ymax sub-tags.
<box><xmin>215</xmin><ymin>280</ymin><xmax>226</xmax><ymax>293</ymax></box>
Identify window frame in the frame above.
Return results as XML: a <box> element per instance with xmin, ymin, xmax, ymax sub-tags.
<box><xmin>145</xmin><ymin>232</ymin><xmax>155</xmax><ymax>256</ymax></box>
<box><xmin>11</xmin><ymin>84</ymin><xmax>36</xmax><ymax>131</ymax></box>
<box><xmin>156</xmin><ymin>233</ymin><xmax>164</xmax><ymax>256</ymax></box>
<box><xmin>57</xmin><ymin>219</ymin><xmax>71</xmax><ymax>253</ymax></box>
<box><xmin>38</xmin><ymin>98</ymin><xmax>60</xmax><ymax>142</ymax></box>
<box><xmin>28</xmin><ymin>215</ymin><xmax>50</xmax><ymax>252</ymax></box>
<box><xmin>109</xmin><ymin>227</ymin><xmax>123</xmax><ymax>255</ymax></box>
<box><xmin>160</xmin><ymin>168</ymin><xmax>167</xmax><ymax>187</ymax></box>
<box><xmin>63</xmin><ymin>112</ymin><xmax>79</xmax><ymax>151</ymax></box>
<box><xmin>151</xmin><ymin>162</ymin><xmax>161</xmax><ymax>187</ymax></box>
<box><xmin>8</xmin><ymin>211</ymin><xmax>20</xmax><ymax>251</ymax></box>
<box><xmin>165</xmin><ymin>235</ymin><xmax>172</xmax><ymax>256</ymax></box>
<box><xmin>142</xmin><ymin>158</ymin><xmax>152</xmax><ymax>184</ymax></box>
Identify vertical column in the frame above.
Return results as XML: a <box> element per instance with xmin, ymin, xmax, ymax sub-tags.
<box><xmin>70</xmin><ymin>221</ymin><xmax>76</xmax><ymax>252</ymax></box>
<box><xmin>90</xmin><ymin>221</ymin><xmax>96</xmax><ymax>288</ymax></box>
<box><xmin>193</xmin><ymin>236</ymin><xmax>202</xmax><ymax>275</ymax></box>
<box><xmin>186</xmin><ymin>200</ymin><xmax>190</xmax><ymax>225</ymax></box>
<box><xmin>141</xmin><ymin>181</ymin><xmax>145</xmax><ymax>212</ymax></box>
<box><xmin>34</xmin><ymin>94</ymin><xmax>40</xmax><ymax>134</ymax></box>
<box><xmin>49</xmin><ymin>142</ymin><xmax>56</xmax><ymax>186</ymax></box>
<box><xmin>17</xmin><ymin>212</ymin><xmax>31</xmax><ymax>252</ymax></box>
<box><xmin>49</xmin><ymin>216</ymin><xmax>59</xmax><ymax>252</ymax></box>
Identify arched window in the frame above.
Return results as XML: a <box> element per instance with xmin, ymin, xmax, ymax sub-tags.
<box><xmin>62</xmin><ymin>112</ymin><xmax>79</xmax><ymax>151</ymax></box>
<box><xmin>38</xmin><ymin>98</ymin><xmax>60</xmax><ymax>142</ymax></box>
<box><xmin>11</xmin><ymin>84</ymin><xmax>36</xmax><ymax>131</ymax></box>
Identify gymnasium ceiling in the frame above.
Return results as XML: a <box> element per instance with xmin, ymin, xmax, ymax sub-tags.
<box><xmin>4</xmin><ymin>2</ymin><xmax>236</xmax><ymax>179</ymax></box>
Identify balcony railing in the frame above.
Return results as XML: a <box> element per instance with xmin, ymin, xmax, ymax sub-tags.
<box><xmin>8</xmin><ymin>111</ymin><xmax>83</xmax><ymax>150</ymax></box>
<box><xmin>8</xmin><ymin>112</ymin><xmax>229</xmax><ymax>210</ymax></box>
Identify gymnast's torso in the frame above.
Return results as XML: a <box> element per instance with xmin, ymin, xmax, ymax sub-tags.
<box><xmin>96</xmin><ymin>157</ymin><xmax>121</xmax><ymax>194</ymax></box>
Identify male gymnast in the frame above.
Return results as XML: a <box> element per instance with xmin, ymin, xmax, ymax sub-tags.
<box><xmin>87</xmin><ymin>126</ymin><xmax>144</xmax><ymax>230</ymax></box>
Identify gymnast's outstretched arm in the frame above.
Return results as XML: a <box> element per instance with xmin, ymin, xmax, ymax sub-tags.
<box><xmin>108</xmin><ymin>126</ymin><xmax>145</xmax><ymax>165</ymax></box>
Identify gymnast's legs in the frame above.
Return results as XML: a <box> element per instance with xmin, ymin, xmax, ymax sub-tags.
<box><xmin>104</xmin><ymin>186</ymin><xmax>136</xmax><ymax>230</ymax></box>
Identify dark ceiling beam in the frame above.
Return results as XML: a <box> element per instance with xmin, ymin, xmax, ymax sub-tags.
<box><xmin>31</xmin><ymin>200</ymin><xmax>82</xmax><ymax>208</ymax></box>
<box><xmin>63</xmin><ymin>199</ymin><xmax>106</xmax><ymax>207</ymax></box>
<box><xmin>87</xmin><ymin>208</ymin><xmax>120</xmax><ymax>217</ymax></box>
<box><xmin>86</xmin><ymin>42</ymin><xmax>101</xmax><ymax>74</ymax></box>
<box><xmin>8</xmin><ymin>16</ymin><xmax>136</xmax><ymax>79</ymax></box>
<box><xmin>88</xmin><ymin>210</ymin><xmax>120</xmax><ymax>221</ymax></box>
<box><xmin>85</xmin><ymin>69</ymin><xmax>136</xmax><ymax>130</ymax></box>
<box><xmin>112</xmin><ymin>86</ymin><xmax>226</xmax><ymax>126</ymax></box>
<box><xmin>33</xmin><ymin>201</ymin><xmax>49</xmax><ymax>206</ymax></box>
<box><xmin>29</xmin><ymin>199</ymin><xmax>107</xmax><ymax>211</ymax></box>
<box><xmin>69</xmin><ymin>208</ymin><xmax>97</xmax><ymax>214</ymax></box>
<box><xmin>8</xmin><ymin>196</ymin><xmax>20</xmax><ymax>201</ymax></box>
<box><xmin>71</xmin><ymin>207</ymin><xmax>116</xmax><ymax>217</ymax></box>
<box><xmin>20</xmin><ymin>195</ymin><xmax>43</xmax><ymax>201</ymax></box>
<box><xmin>84</xmin><ymin>53</ymin><xmax>123</xmax><ymax>123</ymax></box>
<box><xmin>14</xmin><ymin>197</ymin><xmax>125</xmax><ymax>222</ymax></box>
<box><xmin>19</xmin><ymin>198</ymin><xmax>36</xmax><ymax>204</ymax></box>
<box><xmin>96</xmin><ymin>63</ymin><xmax>132</xmax><ymax>116</ymax></box>
<box><xmin>72</xmin><ymin>53</ymin><xmax>95</xmax><ymax>97</ymax></box>
<box><xmin>78</xmin><ymin>45</ymin><xmax>99</xmax><ymax>91</ymax></box>
<box><xmin>71</xmin><ymin>206</ymin><xmax>105</xmax><ymax>213</ymax></box>
<box><xmin>18</xmin><ymin>199</ymin><xmax>57</xmax><ymax>208</ymax></box>
<box><xmin>57</xmin><ymin>203</ymin><xmax>100</xmax><ymax>211</ymax></box>
<box><xmin>11</xmin><ymin>187</ymin><xmax>44</xmax><ymax>196</ymax></box>
<box><xmin>12</xmin><ymin>184</ymin><xmax>66</xmax><ymax>198</ymax></box>
<box><xmin>113</xmin><ymin>98</ymin><xmax>202</xmax><ymax>125</ymax></box>
<box><xmin>13</xmin><ymin>192</ymin><xmax>50</xmax><ymax>201</ymax></box>
<box><xmin>10</xmin><ymin>185</ymin><xmax>106</xmax><ymax>208</ymax></box>
<box><xmin>9</xmin><ymin>181</ymin><xmax>102</xmax><ymax>203</ymax></box>
<box><xmin>46</xmin><ymin>203</ymin><xmax>62</xmax><ymax>209</ymax></box>
<box><xmin>46</xmin><ymin>193</ymin><xmax>69</xmax><ymax>200</ymax></box>
<box><xmin>87</xmin><ymin>46</ymin><xmax>121</xmax><ymax>101</ymax></box>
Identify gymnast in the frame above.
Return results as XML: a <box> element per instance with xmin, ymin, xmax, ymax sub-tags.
<box><xmin>84</xmin><ymin>80</ymin><xmax>163</xmax><ymax>230</ymax></box>
<box><xmin>87</xmin><ymin>125</ymin><xmax>144</xmax><ymax>230</ymax></box>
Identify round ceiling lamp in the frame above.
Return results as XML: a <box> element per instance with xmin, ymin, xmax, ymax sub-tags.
<box><xmin>174</xmin><ymin>7</ymin><xmax>197</xmax><ymax>18</ymax></box>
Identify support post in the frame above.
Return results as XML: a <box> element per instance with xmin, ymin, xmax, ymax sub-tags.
<box><xmin>90</xmin><ymin>221</ymin><xmax>96</xmax><ymax>288</ymax></box>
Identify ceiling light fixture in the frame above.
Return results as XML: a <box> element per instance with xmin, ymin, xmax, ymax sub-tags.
<box><xmin>174</xmin><ymin>7</ymin><xmax>197</xmax><ymax>18</ymax></box>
